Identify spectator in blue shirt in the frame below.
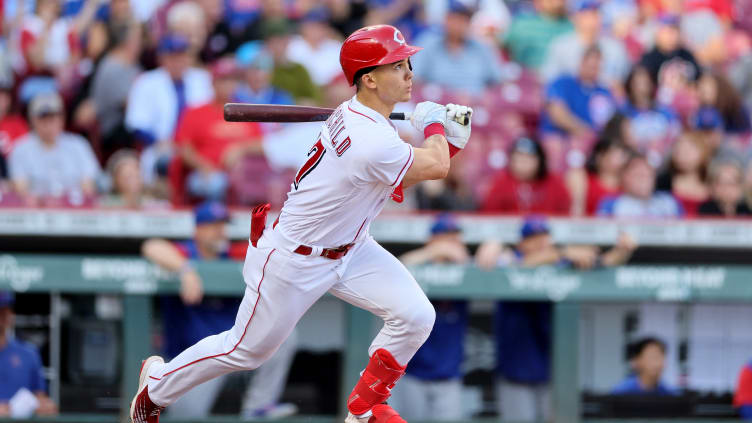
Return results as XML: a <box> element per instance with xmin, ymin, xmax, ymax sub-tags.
<box><xmin>0</xmin><ymin>292</ymin><xmax>57</xmax><ymax>417</ymax></box>
<box><xmin>540</xmin><ymin>45</ymin><xmax>616</xmax><ymax>172</ymax></box>
<box><xmin>540</xmin><ymin>45</ymin><xmax>616</xmax><ymax>138</ymax></box>
<box><xmin>141</xmin><ymin>202</ymin><xmax>298</xmax><ymax>419</ymax></box>
<box><xmin>235</xmin><ymin>41</ymin><xmax>294</xmax><ymax>106</ymax></box>
<box><xmin>411</xmin><ymin>1</ymin><xmax>503</xmax><ymax>95</ymax></box>
<box><xmin>597</xmin><ymin>153</ymin><xmax>684</xmax><ymax>218</ymax></box>
<box><xmin>612</xmin><ymin>337</ymin><xmax>678</xmax><ymax>395</ymax></box>
<box><xmin>392</xmin><ymin>213</ymin><xmax>470</xmax><ymax>421</ymax></box>
<box><xmin>622</xmin><ymin>65</ymin><xmax>681</xmax><ymax>167</ymax></box>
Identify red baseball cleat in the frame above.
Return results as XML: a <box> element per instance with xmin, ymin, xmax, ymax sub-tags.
<box><xmin>130</xmin><ymin>356</ymin><xmax>165</xmax><ymax>423</ymax></box>
<box><xmin>368</xmin><ymin>404</ymin><xmax>407</xmax><ymax>423</ymax></box>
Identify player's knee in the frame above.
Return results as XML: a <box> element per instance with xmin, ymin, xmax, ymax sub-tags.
<box><xmin>406</xmin><ymin>302</ymin><xmax>436</xmax><ymax>343</ymax></box>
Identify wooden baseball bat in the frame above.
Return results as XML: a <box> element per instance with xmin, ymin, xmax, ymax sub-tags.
<box><xmin>224</xmin><ymin>103</ymin><xmax>409</xmax><ymax>123</ymax></box>
<box><xmin>224</xmin><ymin>103</ymin><xmax>469</xmax><ymax>125</ymax></box>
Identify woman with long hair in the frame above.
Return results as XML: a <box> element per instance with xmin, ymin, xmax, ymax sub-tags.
<box><xmin>655</xmin><ymin>131</ymin><xmax>712</xmax><ymax>216</ymax></box>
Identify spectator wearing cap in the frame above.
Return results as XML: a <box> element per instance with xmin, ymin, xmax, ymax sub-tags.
<box><xmin>8</xmin><ymin>92</ymin><xmax>100</xmax><ymax>206</ymax></box>
<box><xmin>235</xmin><ymin>41</ymin><xmax>294</xmax><ymax>106</ymax></box>
<box><xmin>262</xmin><ymin>19</ymin><xmax>322</xmax><ymax>105</ymax></box>
<box><xmin>696</xmin><ymin>72</ymin><xmax>752</xmax><ymax>134</ymax></box>
<box><xmin>689</xmin><ymin>106</ymin><xmax>725</xmax><ymax>152</ymax></box>
<box><xmin>99</xmin><ymin>149</ymin><xmax>168</xmax><ymax>209</ymax></box>
<box><xmin>125</xmin><ymin>33</ymin><xmax>212</xmax><ymax>186</ymax></box>
<box><xmin>175</xmin><ymin>57</ymin><xmax>264</xmax><ymax>202</ymax></box>
<box><xmin>0</xmin><ymin>79</ymin><xmax>29</xmax><ymax>179</ymax></box>
<box><xmin>481</xmin><ymin>137</ymin><xmax>571</xmax><ymax>215</ymax></box>
<box><xmin>735</xmin><ymin>359</ymin><xmax>752</xmax><ymax>419</ymax></box>
<box><xmin>621</xmin><ymin>65</ymin><xmax>681</xmax><ymax>165</ymax></box>
<box><xmin>0</xmin><ymin>292</ymin><xmax>57</xmax><ymax>417</ymax></box>
<box><xmin>166</xmin><ymin>1</ymin><xmax>209</xmax><ymax>62</ymax></box>
<box><xmin>502</xmin><ymin>0</ymin><xmax>573</xmax><ymax>69</ymax></box>
<box><xmin>540</xmin><ymin>46</ymin><xmax>617</xmax><ymax>163</ymax></box>
<box><xmin>698</xmin><ymin>156</ymin><xmax>752</xmax><ymax>217</ymax></box>
<box><xmin>285</xmin><ymin>7</ymin><xmax>343</xmax><ymax>87</ymax></box>
<box><xmin>393</xmin><ymin>214</ymin><xmax>469</xmax><ymax>420</ymax></box>
<box><xmin>412</xmin><ymin>0</ymin><xmax>503</xmax><ymax>95</ymax></box>
<box><xmin>612</xmin><ymin>337</ymin><xmax>677</xmax><ymax>395</ymax></box>
<box><xmin>597</xmin><ymin>153</ymin><xmax>683</xmax><ymax>217</ymax></box>
<box><xmin>540</xmin><ymin>0</ymin><xmax>629</xmax><ymax>88</ymax></box>
<box><xmin>141</xmin><ymin>202</ymin><xmax>298</xmax><ymax>419</ymax></box>
<box><xmin>639</xmin><ymin>14</ymin><xmax>702</xmax><ymax>88</ymax></box>
<box><xmin>89</xmin><ymin>22</ymin><xmax>142</xmax><ymax>159</ymax></box>
<box><xmin>475</xmin><ymin>215</ymin><xmax>636</xmax><ymax>421</ymax></box>
<box><xmin>655</xmin><ymin>132</ymin><xmax>711</xmax><ymax>216</ymax></box>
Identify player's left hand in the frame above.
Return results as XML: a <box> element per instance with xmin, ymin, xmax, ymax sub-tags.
<box><xmin>410</xmin><ymin>101</ymin><xmax>447</xmax><ymax>133</ymax></box>
<box><xmin>445</xmin><ymin>103</ymin><xmax>472</xmax><ymax>150</ymax></box>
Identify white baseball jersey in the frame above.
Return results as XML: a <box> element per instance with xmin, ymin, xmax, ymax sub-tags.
<box><xmin>277</xmin><ymin>96</ymin><xmax>414</xmax><ymax>247</ymax></box>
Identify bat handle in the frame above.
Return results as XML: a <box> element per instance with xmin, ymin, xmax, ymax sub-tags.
<box><xmin>388</xmin><ymin>112</ymin><xmax>410</xmax><ymax>121</ymax></box>
<box><xmin>388</xmin><ymin>111</ymin><xmax>470</xmax><ymax>125</ymax></box>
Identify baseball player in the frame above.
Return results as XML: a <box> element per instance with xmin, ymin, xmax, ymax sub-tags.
<box><xmin>130</xmin><ymin>24</ymin><xmax>473</xmax><ymax>423</ymax></box>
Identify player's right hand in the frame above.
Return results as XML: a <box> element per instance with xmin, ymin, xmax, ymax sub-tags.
<box><xmin>410</xmin><ymin>101</ymin><xmax>447</xmax><ymax>133</ymax></box>
<box><xmin>180</xmin><ymin>269</ymin><xmax>204</xmax><ymax>305</ymax></box>
<box><xmin>445</xmin><ymin>103</ymin><xmax>473</xmax><ymax>150</ymax></box>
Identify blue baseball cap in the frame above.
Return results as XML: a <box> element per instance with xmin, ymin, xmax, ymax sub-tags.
<box><xmin>692</xmin><ymin>106</ymin><xmax>723</xmax><ymax>130</ymax></box>
<box><xmin>0</xmin><ymin>291</ymin><xmax>15</xmax><ymax>308</ymax></box>
<box><xmin>576</xmin><ymin>0</ymin><xmax>600</xmax><ymax>12</ymax></box>
<box><xmin>448</xmin><ymin>0</ymin><xmax>476</xmax><ymax>16</ymax></box>
<box><xmin>658</xmin><ymin>13</ymin><xmax>681</xmax><ymax>26</ymax></box>
<box><xmin>520</xmin><ymin>215</ymin><xmax>550</xmax><ymax>239</ymax></box>
<box><xmin>194</xmin><ymin>201</ymin><xmax>230</xmax><ymax>226</ymax></box>
<box><xmin>301</xmin><ymin>6</ymin><xmax>330</xmax><ymax>23</ymax></box>
<box><xmin>158</xmin><ymin>34</ymin><xmax>190</xmax><ymax>54</ymax></box>
<box><xmin>236</xmin><ymin>41</ymin><xmax>274</xmax><ymax>71</ymax></box>
<box><xmin>431</xmin><ymin>213</ymin><xmax>461</xmax><ymax>235</ymax></box>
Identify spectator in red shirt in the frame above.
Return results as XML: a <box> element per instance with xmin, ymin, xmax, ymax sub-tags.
<box><xmin>567</xmin><ymin>137</ymin><xmax>630</xmax><ymax>216</ymax></box>
<box><xmin>655</xmin><ymin>132</ymin><xmax>711</xmax><ymax>216</ymax></box>
<box><xmin>481</xmin><ymin>137</ymin><xmax>571</xmax><ymax>215</ymax></box>
<box><xmin>175</xmin><ymin>57</ymin><xmax>263</xmax><ymax>201</ymax></box>
<box><xmin>0</xmin><ymin>79</ymin><xmax>29</xmax><ymax>180</ymax></box>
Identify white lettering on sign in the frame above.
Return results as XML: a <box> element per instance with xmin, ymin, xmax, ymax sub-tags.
<box><xmin>615</xmin><ymin>266</ymin><xmax>726</xmax><ymax>300</ymax></box>
<box><xmin>507</xmin><ymin>267</ymin><xmax>581</xmax><ymax>301</ymax></box>
<box><xmin>81</xmin><ymin>258</ymin><xmax>171</xmax><ymax>281</ymax></box>
<box><xmin>0</xmin><ymin>256</ymin><xmax>44</xmax><ymax>291</ymax></box>
<box><xmin>412</xmin><ymin>265</ymin><xmax>465</xmax><ymax>287</ymax></box>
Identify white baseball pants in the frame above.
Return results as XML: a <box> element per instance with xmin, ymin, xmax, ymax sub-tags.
<box><xmin>146</xmin><ymin>226</ymin><xmax>436</xmax><ymax>407</ymax></box>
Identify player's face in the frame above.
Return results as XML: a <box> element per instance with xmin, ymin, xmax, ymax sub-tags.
<box><xmin>371</xmin><ymin>58</ymin><xmax>414</xmax><ymax>104</ymax></box>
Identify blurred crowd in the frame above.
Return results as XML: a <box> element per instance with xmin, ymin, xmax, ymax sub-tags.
<box><xmin>0</xmin><ymin>0</ymin><xmax>752</xmax><ymax>218</ymax></box>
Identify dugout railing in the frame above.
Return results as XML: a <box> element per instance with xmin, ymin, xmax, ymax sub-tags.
<box><xmin>0</xmin><ymin>254</ymin><xmax>751</xmax><ymax>423</ymax></box>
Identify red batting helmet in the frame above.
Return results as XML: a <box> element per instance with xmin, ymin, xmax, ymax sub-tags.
<box><xmin>340</xmin><ymin>25</ymin><xmax>422</xmax><ymax>86</ymax></box>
